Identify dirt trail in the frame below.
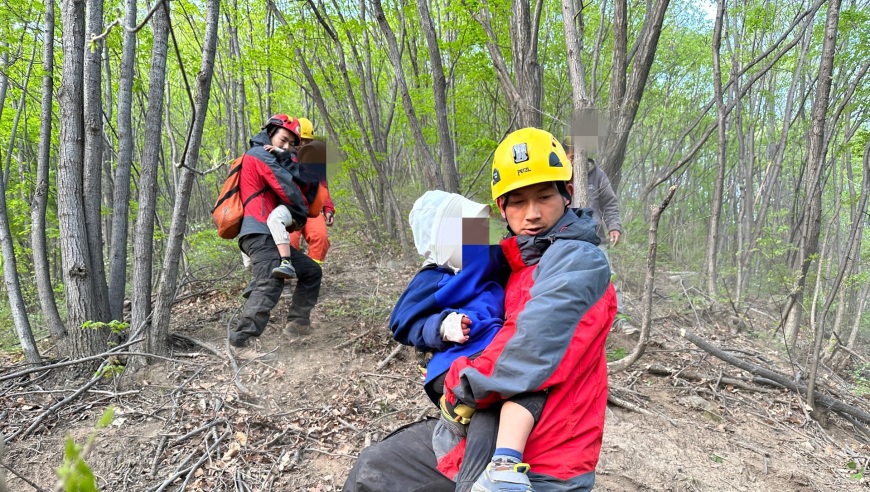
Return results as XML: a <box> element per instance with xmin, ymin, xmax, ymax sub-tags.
<box><xmin>2</xmin><ymin>242</ymin><xmax>868</xmax><ymax>491</ymax></box>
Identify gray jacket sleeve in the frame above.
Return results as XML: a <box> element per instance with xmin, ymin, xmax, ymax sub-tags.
<box><xmin>594</xmin><ymin>168</ymin><xmax>621</xmax><ymax>233</ymax></box>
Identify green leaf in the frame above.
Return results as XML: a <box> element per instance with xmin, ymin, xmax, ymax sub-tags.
<box><xmin>96</xmin><ymin>406</ymin><xmax>114</xmax><ymax>429</ymax></box>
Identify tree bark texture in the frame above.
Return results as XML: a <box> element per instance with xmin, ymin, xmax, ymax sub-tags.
<box><xmin>561</xmin><ymin>0</ymin><xmax>591</xmax><ymax>208</ymax></box>
<box><xmin>416</xmin><ymin>0</ymin><xmax>458</xmax><ymax>193</ymax></box>
<box><xmin>608</xmin><ymin>185</ymin><xmax>676</xmax><ymax>374</ymax></box>
<box><xmin>108</xmin><ymin>0</ymin><xmax>138</xmax><ymax>322</ymax></box>
<box><xmin>371</xmin><ymin>0</ymin><xmax>444</xmax><ymax>191</ymax></box>
<box><xmin>131</xmin><ymin>0</ymin><xmax>169</xmax><ymax>357</ymax></box>
<box><xmin>58</xmin><ymin>0</ymin><xmax>106</xmax><ymax>357</ymax></box>
<box><xmin>468</xmin><ymin>1</ymin><xmax>543</xmax><ymax>129</ymax></box>
<box><xmin>704</xmin><ymin>0</ymin><xmax>727</xmax><ymax>296</ymax></box>
<box><xmin>151</xmin><ymin>0</ymin><xmax>220</xmax><ymax>358</ymax></box>
<box><xmin>783</xmin><ymin>0</ymin><xmax>842</xmax><ymax>350</ymax></box>
<box><xmin>83</xmin><ymin>0</ymin><xmax>110</xmax><ymax>321</ymax></box>
<box><xmin>601</xmin><ymin>0</ymin><xmax>670</xmax><ymax>191</ymax></box>
<box><xmin>31</xmin><ymin>0</ymin><xmax>66</xmax><ymax>338</ymax></box>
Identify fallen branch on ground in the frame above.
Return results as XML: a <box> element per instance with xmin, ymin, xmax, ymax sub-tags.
<box><xmin>646</xmin><ymin>363</ymin><xmax>778</xmax><ymax>393</ymax></box>
<box><xmin>377</xmin><ymin>344</ymin><xmax>405</xmax><ymax>370</ymax></box>
<box><xmin>681</xmin><ymin>329</ymin><xmax>870</xmax><ymax>426</ymax></box>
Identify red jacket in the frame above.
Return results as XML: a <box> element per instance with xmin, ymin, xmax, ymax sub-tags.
<box><xmin>441</xmin><ymin>209</ymin><xmax>616</xmax><ymax>484</ymax></box>
<box><xmin>238</xmin><ymin>131</ymin><xmax>316</xmax><ymax>238</ymax></box>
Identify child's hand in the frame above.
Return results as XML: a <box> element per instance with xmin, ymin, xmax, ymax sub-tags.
<box><xmin>263</xmin><ymin>144</ymin><xmax>286</xmax><ymax>155</ymax></box>
<box><xmin>441</xmin><ymin>312</ymin><xmax>471</xmax><ymax>344</ymax></box>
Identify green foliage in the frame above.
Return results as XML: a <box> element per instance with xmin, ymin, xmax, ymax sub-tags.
<box><xmin>606</xmin><ymin>346</ymin><xmax>627</xmax><ymax>362</ymax></box>
<box><xmin>846</xmin><ymin>459</ymin><xmax>866</xmax><ymax>480</ymax></box>
<box><xmin>81</xmin><ymin>320</ymin><xmax>129</xmax><ymax>335</ymax></box>
<box><xmin>850</xmin><ymin>363</ymin><xmax>870</xmax><ymax>398</ymax></box>
<box><xmin>56</xmin><ymin>406</ymin><xmax>115</xmax><ymax>492</ymax></box>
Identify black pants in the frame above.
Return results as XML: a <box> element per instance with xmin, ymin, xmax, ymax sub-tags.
<box><xmin>342</xmin><ymin>413</ymin><xmax>591</xmax><ymax>492</ymax></box>
<box><xmin>230</xmin><ymin>234</ymin><xmax>322</xmax><ymax>346</ymax></box>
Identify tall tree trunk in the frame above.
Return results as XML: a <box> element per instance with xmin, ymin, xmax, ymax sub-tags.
<box><xmin>0</xmin><ymin>57</ymin><xmax>39</xmax><ymax>363</ymax></box>
<box><xmin>108</xmin><ymin>0</ymin><xmax>138</xmax><ymax>322</ymax></box>
<box><xmin>468</xmin><ymin>0</ymin><xmax>544</xmax><ymax>129</ymax></box>
<box><xmin>83</xmin><ymin>0</ymin><xmax>110</xmax><ymax>322</ymax></box>
<box><xmin>790</xmin><ymin>0</ymin><xmax>842</xmax><ymax>391</ymax></box>
<box><xmin>32</xmin><ymin>0</ymin><xmax>65</xmax><ymax>338</ymax></box>
<box><xmin>151</xmin><ymin>0</ymin><xmax>220</xmax><ymax>358</ymax></box>
<box><xmin>58</xmin><ymin>0</ymin><xmax>105</xmax><ymax>357</ymax></box>
<box><xmin>416</xmin><ymin>0</ymin><xmax>458</xmax><ymax>192</ymax></box>
<box><xmin>562</xmin><ymin>0</ymin><xmax>591</xmax><ymax>207</ymax></box>
<box><xmin>371</xmin><ymin>0</ymin><xmax>444</xmax><ymax>191</ymax></box>
<box><xmin>600</xmin><ymin>0</ymin><xmax>670</xmax><ymax>190</ymax></box>
<box><xmin>705</xmin><ymin>0</ymin><xmax>727</xmax><ymax>296</ymax></box>
<box><xmin>4</xmin><ymin>43</ymin><xmax>36</xmax><ymax>186</ymax></box>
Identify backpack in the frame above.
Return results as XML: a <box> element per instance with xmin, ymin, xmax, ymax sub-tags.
<box><xmin>211</xmin><ymin>156</ymin><xmax>263</xmax><ymax>239</ymax></box>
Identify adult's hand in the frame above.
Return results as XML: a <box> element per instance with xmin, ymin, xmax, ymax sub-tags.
<box><xmin>324</xmin><ymin>211</ymin><xmax>335</xmax><ymax>227</ymax></box>
<box><xmin>609</xmin><ymin>230</ymin><xmax>621</xmax><ymax>247</ymax></box>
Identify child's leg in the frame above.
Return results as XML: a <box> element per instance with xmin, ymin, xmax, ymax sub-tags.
<box><xmin>494</xmin><ymin>401</ymin><xmax>535</xmax><ymax>453</ymax></box>
<box><xmin>267</xmin><ymin>205</ymin><xmax>296</xmax><ymax>278</ymax></box>
<box><xmin>470</xmin><ymin>392</ymin><xmax>548</xmax><ymax>490</ymax></box>
<box><xmin>266</xmin><ymin>205</ymin><xmax>294</xmax><ymax>256</ymax></box>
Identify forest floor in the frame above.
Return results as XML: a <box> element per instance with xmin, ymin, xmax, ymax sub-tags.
<box><xmin>3</xmin><ymin>241</ymin><xmax>870</xmax><ymax>491</ymax></box>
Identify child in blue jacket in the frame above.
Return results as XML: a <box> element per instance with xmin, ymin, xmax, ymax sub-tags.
<box><xmin>389</xmin><ymin>190</ymin><xmax>548</xmax><ymax>491</ymax></box>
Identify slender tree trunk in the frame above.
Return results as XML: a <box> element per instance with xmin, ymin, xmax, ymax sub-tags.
<box><xmin>0</xmin><ymin>78</ymin><xmax>39</xmax><ymax>363</ymax></box>
<box><xmin>4</xmin><ymin>43</ymin><xmax>36</xmax><ymax>186</ymax></box>
<box><xmin>601</xmin><ymin>0</ymin><xmax>671</xmax><ymax>190</ymax></box>
<box><xmin>83</xmin><ymin>0</ymin><xmax>110</xmax><ymax>321</ymax></box>
<box><xmin>151</xmin><ymin>0</ymin><xmax>220</xmax><ymax>358</ymax></box>
<box><xmin>371</xmin><ymin>0</ymin><xmax>444</xmax><ymax>191</ymax></box>
<box><xmin>108</xmin><ymin>0</ymin><xmax>138</xmax><ymax>322</ymax></box>
<box><xmin>59</xmin><ymin>0</ymin><xmax>105</xmax><ymax>357</ymax></box>
<box><xmin>562</xmin><ymin>0</ymin><xmax>591</xmax><ymax>207</ymax></box>
<box><xmin>467</xmin><ymin>1</ymin><xmax>544</xmax><ymax>129</ymax></box>
<box><xmin>32</xmin><ymin>0</ymin><xmax>65</xmax><ymax>338</ymax></box>
<box><xmin>798</xmin><ymin>0</ymin><xmax>842</xmax><ymax>406</ymax></box>
<box><xmin>705</xmin><ymin>0</ymin><xmax>727</xmax><ymax>296</ymax></box>
<box><xmin>416</xmin><ymin>0</ymin><xmax>458</xmax><ymax>192</ymax></box>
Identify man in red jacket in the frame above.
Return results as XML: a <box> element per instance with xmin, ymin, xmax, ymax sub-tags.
<box><xmin>342</xmin><ymin>128</ymin><xmax>616</xmax><ymax>491</ymax></box>
<box><xmin>229</xmin><ymin>115</ymin><xmax>322</xmax><ymax>360</ymax></box>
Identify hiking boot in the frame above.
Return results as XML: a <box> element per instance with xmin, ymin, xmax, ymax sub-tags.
<box><xmin>241</xmin><ymin>280</ymin><xmax>255</xmax><ymax>299</ymax></box>
<box><xmin>471</xmin><ymin>462</ymin><xmax>534</xmax><ymax>492</ymax></box>
<box><xmin>612</xmin><ymin>319</ymin><xmax>639</xmax><ymax>336</ymax></box>
<box><xmin>230</xmin><ymin>342</ymin><xmax>277</xmax><ymax>361</ymax></box>
<box><xmin>284</xmin><ymin>320</ymin><xmax>312</xmax><ymax>336</ymax></box>
<box><xmin>272</xmin><ymin>259</ymin><xmax>296</xmax><ymax>279</ymax></box>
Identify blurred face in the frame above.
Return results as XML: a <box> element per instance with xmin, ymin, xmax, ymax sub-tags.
<box><xmin>270</xmin><ymin>127</ymin><xmax>297</xmax><ymax>151</ymax></box>
<box><xmin>300</xmin><ymin>137</ymin><xmax>314</xmax><ymax>147</ymax></box>
<box><xmin>501</xmin><ymin>182</ymin><xmax>571</xmax><ymax>236</ymax></box>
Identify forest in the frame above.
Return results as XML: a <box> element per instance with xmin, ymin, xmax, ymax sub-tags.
<box><xmin>0</xmin><ymin>0</ymin><xmax>869</xmax><ymax>489</ymax></box>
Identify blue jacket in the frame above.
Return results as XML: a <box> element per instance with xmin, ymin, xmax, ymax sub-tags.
<box><xmin>389</xmin><ymin>243</ymin><xmax>508</xmax><ymax>403</ymax></box>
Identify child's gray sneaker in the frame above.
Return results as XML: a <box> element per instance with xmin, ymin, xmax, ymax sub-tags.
<box><xmin>471</xmin><ymin>462</ymin><xmax>534</xmax><ymax>492</ymax></box>
<box><xmin>271</xmin><ymin>259</ymin><xmax>296</xmax><ymax>279</ymax></box>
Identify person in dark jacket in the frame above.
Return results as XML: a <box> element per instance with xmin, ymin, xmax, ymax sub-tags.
<box><xmin>229</xmin><ymin>114</ymin><xmax>322</xmax><ymax>360</ymax></box>
<box><xmin>343</xmin><ymin>128</ymin><xmax>616</xmax><ymax>492</ymax></box>
<box><xmin>563</xmin><ymin>137</ymin><xmax>631</xmax><ymax>331</ymax></box>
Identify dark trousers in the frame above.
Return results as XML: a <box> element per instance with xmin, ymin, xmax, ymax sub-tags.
<box><xmin>342</xmin><ymin>415</ymin><xmax>593</xmax><ymax>492</ymax></box>
<box><xmin>343</xmin><ymin>419</ymin><xmax>455</xmax><ymax>492</ymax></box>
<box><xmin>230</xmin><ymin>234</ymin><xmax>322</xmax><ymax>346</ymax></box>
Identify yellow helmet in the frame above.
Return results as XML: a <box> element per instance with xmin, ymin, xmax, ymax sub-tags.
<box><xmin>298</xmin><ymin>117</ymin><xmax>315</xmax><ymax>140</ymax></box>
<box><xmin>491</xmin><ymin>127</ymin><xmax>572</xmax><ymax>200</ymax></box>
